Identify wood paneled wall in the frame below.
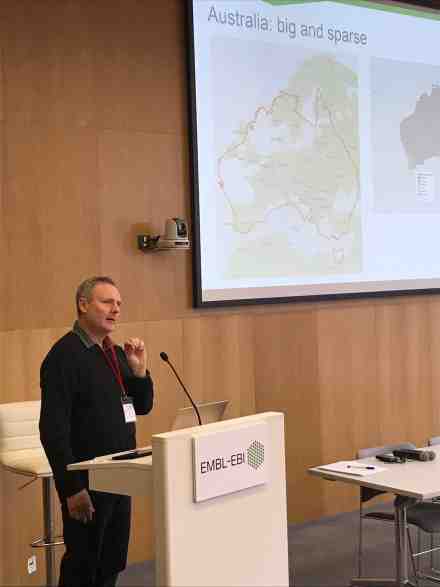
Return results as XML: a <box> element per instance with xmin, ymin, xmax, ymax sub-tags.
<box><xmin>1</xmin><ymin>1</ymin><xmax>440</xmax><ymax>584</ymax></box>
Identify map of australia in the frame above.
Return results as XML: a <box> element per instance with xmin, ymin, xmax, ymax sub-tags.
<box><xmin>371</xmin><ymin>57</ymin><xmax>440</xmax><ymax>213</ymax></box>
<box><xmin>401</xmin><ymin>85</ymin><xmax>440</xmax><ymax>170</ymax></box>
<box><xmin>214</xmin><ymin>46</ymin><xmax>361</xmax><ymax>279</ymax></box>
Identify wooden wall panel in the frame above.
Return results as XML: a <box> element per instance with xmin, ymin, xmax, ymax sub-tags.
<box><xmin>316</xmin><ymin>301</ymin><xmax>378</xmax><ymax>515</ymax></box>
<box><xmin>376</xmin><ymin>297</ymin><xmax>433</xmax><ymax>447</ymax></box>
<box><xmin>254</xmin><ymin>310</ymin><xmax>324</xmax><ymax>523</ymax></box>
<box><xmin>3</xmin><ymin>1</ymin><xmax>96</xmax><ymax>129</ymax></box>
<box><xmin>2</xmin><ymin>123</ymin><xmax>100</xmax><ymax>331</ymax></box>
<box><xmin>0</xmin><ymin>122</ymin><xmax>5</xmax><ymax>334</ymax></box>
<box><xmin>91</xmin><ymin>0</ymin><xmax>186</xmax><ymax>135</ymax></box>
<box><xmin>404</xmin><ymin>299</ymin><xmax>435</xmax><ymax>444</ymax></box>
<box><xmin>182</xmin><ymin>315</ymin><xmax>256</xmax><ymax>418</ymax></box>
<box><xmin>0</xmin><ymin>328</ymin><xmax>65</xmax><ymax>403</ymax></box>
<box><xmin>0</xmin><ymin>12</ymin><xmax>4</xmax><ymax>334</ymax></box>
<box><xmin>0</xmin><ymin>24</ymin><xmax>4</xmax><ymax>125</ymax></box>
<box><xmin>429</xmin><ymin>296</ymin><xmax>440</xmax><ymax>437</ymax></box>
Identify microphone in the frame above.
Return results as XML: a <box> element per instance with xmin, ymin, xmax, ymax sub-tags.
<box><xmin>392</xmin><ymin>448</ymin><xmax>436</xmax><ymax>462</ymax></box>
<box><xmin>159</xmin><ymin>352</ymin><xmax>202</xmax><ymax>426</ymax></box>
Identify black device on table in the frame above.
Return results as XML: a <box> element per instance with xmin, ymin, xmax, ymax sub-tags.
<box><xmin>375</xmin><ymin>452</ymin><xmax>405</xmax><ymax>463</ymax></box>
<box><xmin>376</xmin><ymin>448</ymin><xmax>436</xmax><ymax>464</ymax></box>
<box><xmin>111</xmin><ymin>449</ymin><xmax>152</xmax><ymax>460</ymax></box>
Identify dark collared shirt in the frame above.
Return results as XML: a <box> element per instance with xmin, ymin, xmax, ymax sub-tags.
<box><xmin>72</xmin><ymin>320</ymin><xmax>96</xmax><ymax>348</ymax></box>
<box><xmin>39</xmin><ymin>323</ymin><xmax>154</xmax><ymax>499</ymax></box>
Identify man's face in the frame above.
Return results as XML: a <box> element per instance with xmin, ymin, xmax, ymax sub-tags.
<box><xmin>78</xmin><ymin>283</ymin><xmax>122</xmax><ymax>338</ymax></box>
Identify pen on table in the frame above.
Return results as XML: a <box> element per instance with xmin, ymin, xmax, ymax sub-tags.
<box><xmin>347</xmin><ymin>465</ymin><xmax>376</xmax><ymax>470</ymax></box>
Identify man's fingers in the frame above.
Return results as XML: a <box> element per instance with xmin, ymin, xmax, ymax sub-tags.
<box><xmin>125</xmin><ymin>338</ymin><xmax>145</xmax><ymax>352</ymax></box>
<box><xmin>72</xmin><ymin>509</ymin><xmax>93</xmax><ymax>523</ymax></box>
<box><xmin>84</xmin><ymin>510</ymin><xmax>94</xmax><ymax>523</ymax></box>
<box><xmin>124</xmin><ymin>341</ymin><xmax>134</xmax><ymax>354</ymax></box>
<box><xmin>70</xmin><ymin>501</ymin><xmax>94</xmax><ymax>522</ymax></box>
<box><xmin>67</xmin><ymin>489</ymin><xmax>95</xmax><ymax>522</ymax></box>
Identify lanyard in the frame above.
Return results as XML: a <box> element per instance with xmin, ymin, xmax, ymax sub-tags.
<box><xmin>102</xmin><ymin>344</ymin><xmax>127</xmax><ymax>397</ymax></box>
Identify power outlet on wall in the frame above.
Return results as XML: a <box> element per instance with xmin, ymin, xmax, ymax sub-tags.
<box><xmin>27</xmin><ymin>555</ymin><xmax>37</xmax><ymax>574</ymax></box>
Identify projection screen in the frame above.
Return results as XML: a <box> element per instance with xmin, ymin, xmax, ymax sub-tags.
<box><xmin>187</xmin><ymin>0</ymin><xmax>440</xmax><ymax>307</ymax></box>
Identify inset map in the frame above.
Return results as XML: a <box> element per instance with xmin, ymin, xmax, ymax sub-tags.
<box><xmin>371</xmin><ymin>57</ymin><xmax>440</xmax><ymax>213</ymax></box>
<box><xmin>401</xmin><ymin>85</ymin><xmax>440</xmax><ymax>170</ymax></box>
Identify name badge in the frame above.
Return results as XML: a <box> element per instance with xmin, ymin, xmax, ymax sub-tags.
<box><xmin>122</xmin><ymin>397</ymin><xmax>137</xmax><ymax>423</ymax></box>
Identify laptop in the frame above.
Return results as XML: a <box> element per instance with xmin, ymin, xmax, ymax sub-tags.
<box><xmin>171</xmin><ymin>400</ymin><xmax>229</xmax><ymax>431</ymax></box>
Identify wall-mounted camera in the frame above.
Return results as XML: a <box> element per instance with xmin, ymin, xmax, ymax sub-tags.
<box><xmin>137</xmin><ymin>218</ymin><xmax>190</xmax><ymax>252</ymax></box>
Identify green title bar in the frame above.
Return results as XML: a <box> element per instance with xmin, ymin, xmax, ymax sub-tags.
<box><xmin>262</xmin><ymin>0</ymin><xmax>440</xmax><ymax>21</ymax></box>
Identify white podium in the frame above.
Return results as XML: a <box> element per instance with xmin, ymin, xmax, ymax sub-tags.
<box><xmin>69</xmin><ymin>412</ymin><xmax>289</xmax><ymax>587</ymax></box>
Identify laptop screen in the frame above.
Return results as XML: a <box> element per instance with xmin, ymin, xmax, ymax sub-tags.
<box><xmin>171</xmin><ymin>400</ymin><xmax>229</xmax><ymax>431</ymax></box>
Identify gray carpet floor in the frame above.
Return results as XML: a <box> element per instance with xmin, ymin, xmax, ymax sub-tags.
<box><xmin>117</xmin><ymin>504</ymin><xmax>438</xmax><ymax>586</ymax></box>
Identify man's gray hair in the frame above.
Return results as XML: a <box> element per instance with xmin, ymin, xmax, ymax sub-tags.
<box><xmin>76</xmin><ymin>276</ymin><xmax>116</xmax><ymax>315</ymax></box>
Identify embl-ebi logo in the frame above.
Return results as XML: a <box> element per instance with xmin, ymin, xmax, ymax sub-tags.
<box><xmin>247</xmin><ymin>440</ymin><xmax>265</xmax><ymax>469</ymax></box>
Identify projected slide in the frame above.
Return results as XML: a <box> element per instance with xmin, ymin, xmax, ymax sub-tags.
<box><xmin>188</xmin><ymin>0</ymin><xmax>440</xmax><ymax>306</ymax></box>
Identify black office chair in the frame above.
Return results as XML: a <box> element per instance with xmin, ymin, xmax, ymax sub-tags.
<box><xmin>357</xmin><ymin>442</ymin><xmax>440</xmax><ymax>584</ymax></box>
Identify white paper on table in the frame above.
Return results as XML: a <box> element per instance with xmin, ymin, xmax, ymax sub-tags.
<box><xmin>316</xmin><ymin>460</ymin><xmax>386</xmax><ymax>476</ymax></box>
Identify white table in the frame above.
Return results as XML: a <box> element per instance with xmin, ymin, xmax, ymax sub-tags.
<box><xmin>309</xmin><ymin>446</ymin><xmax>440</xmax><ymax>587</ymax></box>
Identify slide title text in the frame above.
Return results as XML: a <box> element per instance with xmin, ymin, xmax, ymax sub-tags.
<box><xmin>207</xmin><ymin>5</ymin><xmax>368</xmax><ymax>46</ymax></box>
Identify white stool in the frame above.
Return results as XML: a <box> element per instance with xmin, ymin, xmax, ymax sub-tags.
<box><xmin>0</xmin><ymin>401</ymin><xmax>63</xmax><ymax>586</ymax></box>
